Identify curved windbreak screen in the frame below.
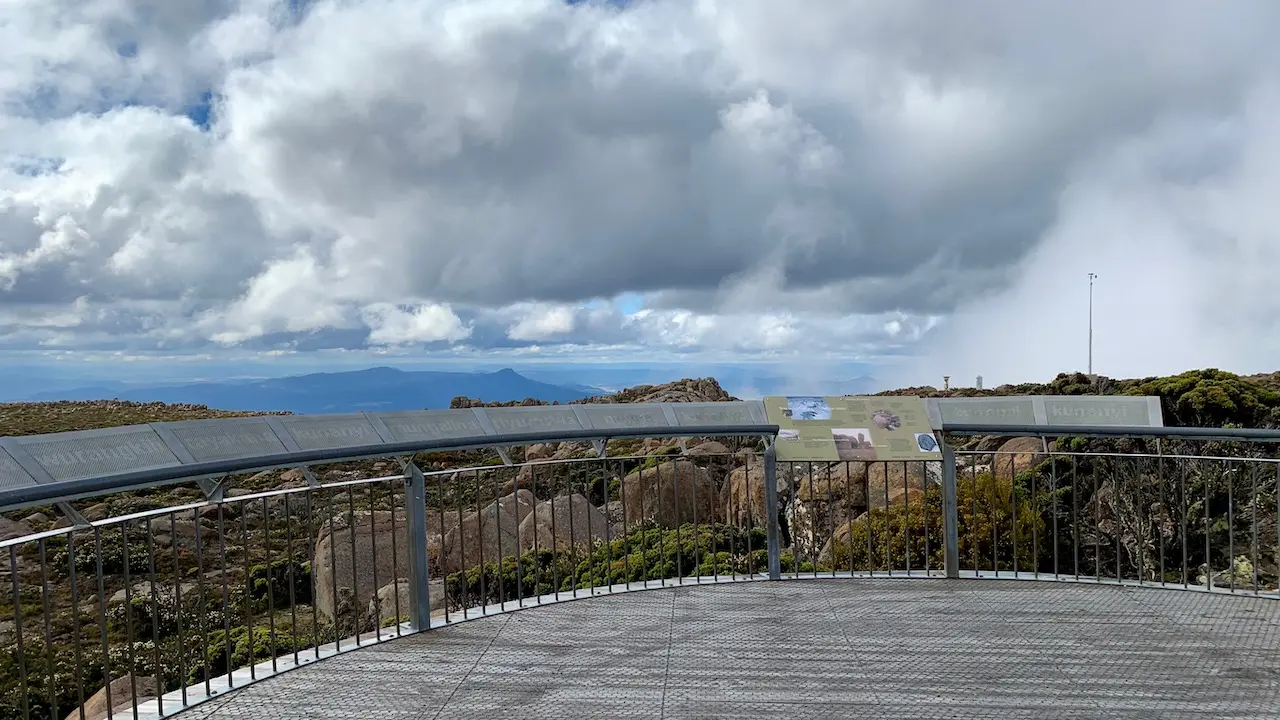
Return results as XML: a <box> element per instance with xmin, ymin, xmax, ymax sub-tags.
<box><xmin>0</xmin><ymin>402</ymin><xmax>781</xmax><ymax>512</ymax></box>
<box><xmin>157</xmin><ymin>417</ymin><xmax>290</xmax><ymax>463</ymax></box>
<box><xmin>672</xmin><ymin>402</ymin><xmax>759</xmax><ymax>427</ymax></box>
<box><xmin>373</xmin><ymin>409</ymin><xmax>486</xmax><ymax>443</ymax></box>
<box><xmin>0</xmin><ymin>447</ymin><xmax>36</xmax><ymax>491</ymax></box>
<box><xmin>15</xmin><ymin>426</ymin><xmax>182</xmax><ymax>482</ymax></box>
<box><xmin>481</xmin><ymin>406</ymin><xmax>583</xmax><ymax>434</ymax></box>
<box><xmin>927</xmin><ymin>396</ymin><xmax>1165</xmax><ymax>429</ymax></box>
<box><xmin>577</xmin><ymin>404</ymin><xmax>669</xmax><ymax>431</ymax></box>
<box><xmin>276</xmin><ymin>414</ymin><xmax>385</xmax><ymax>451</ymax></box>
<box><xmin>933</xmin><ymin>397</ymin><xmax>1038</xmax><ymax>427</ymax></box>
<box><xmin>1042</xmin><ymin>396</ymin><xmax>1160</xmax><ymax>426</ymax></box>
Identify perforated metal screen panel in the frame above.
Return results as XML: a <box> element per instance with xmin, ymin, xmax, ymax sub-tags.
<box><xmin>376</xmin><ymin>410</ymin><xmax>485</xmax><ymax>443</ymax></box>
<box><xmin>936</xmin><ymin>397</ymin><xmax>1037</xmax><ymax>426</ymax></box>
<box><xmin>484</xmin><ymin>406</ymin><xmax>582</xmax><ymax>434</ymax></box>
<box><xmin>0</xmin><ymin>447</ymin><xmax>36</xmax><ymax>491</ymax></box>
<box><xmin>672</xmin><ymin>402</ymin><xmax>755</xmax><ymax>427</ymax></box>
<box><xmin>165</xmin><ymin>419</ymin><xmax>290</xmax><ymax>462</ymax></box>
<box><xmin>579</xmin><ymin>404</ymin><xmax>669</xmax><ymax>430</ymax></box>
<box><xmin>19</xmin><ymin>428</ymin><xmax>180</xmax><ymax>482</ymax></box>
<box><xmin>1043</xmin><ymin>396</ymin><xmax>1153</xmax><ymax>426</ymax></box>
<box><xmin>278</xmin><ymin>415</ymin><xmax>384</xmax><ymax>451</ymax></box>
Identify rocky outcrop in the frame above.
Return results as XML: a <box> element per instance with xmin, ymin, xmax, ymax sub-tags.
<box><xmin>817</xmin><ymin>514</ymin><xmax>869</xmax><ymax>566</ymax></box>
<box><xmin>991</xmin><ymin>437</ymin><xmax>1046</xmax><ymax>479</ymax></box>
<box><xmin>721</xmin><ymin>453</ymin><xmax>793</xmax><ymax>528</ymax></box>
<box><xmin>576</xmin><ymin>377</ymin><xmax>734</xmax><ymax>404</ymax></box>
<box><xmin>0</xmin><ymin>517</ymin><xmax>33</xmax><ymax>542</ymax></box>
<box><xmin>64</xmin><ymin>674</ymin><xmax>158</xmax><ymax>720</ymax></box>
<box><xmin>439</xmin><ymin>490</ymin><xmax>537</xmax><ymax>573</ymax></box>
<box><xmin>863</xmin><ymin>461</ymin><xmax>940</xmax><ymax>509</ymax></box>
<box><xmin>684</xmin><ymin>440</ymin><xmax>731</xmax><ymax>457</ymax></box>
<box><xmin>367</xmin><ymin>578</ymin><xmax>445</xmax><ymax>624</ymax></box>
<box><xmin>313</xmin><ymin>509</ymin><xmax>457</xmax><ymax>621</ymax></box>
<box><xmin>517</xmin><ymin>493</ymin><xmax>610</xmax><ymax>551</ymax></box>
<box><xmin>621</xmin><ymin>459</ymin><xmax>720</xmax><ymax>528</ymax></box>
<box><xmin>789</xmin><ymin>463</ymin><xmax>870</xmax><ymax>557</ymax></box>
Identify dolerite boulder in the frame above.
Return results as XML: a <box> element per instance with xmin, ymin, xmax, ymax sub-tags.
<box><xmin>721</xmin><ymin>452</ymin><xmax>793</xmax><ymax>528</ymax></box>
<box><xmin>313</xmin><ymin>509</ymin><xmax>457</xmax><ymax>622</ymax></box>
<box><xmin>621</xmin><ymin>459</ymin><xmax>721</xmax><ymax>528</ymax></box>
<box><xmin>789</xmin><ymin>462</ymin><xmax>870</xmax><ymax>557</ymax></box>
<box><xmin>64</xmin><ymin>675</ymin><xmax>158</xmax><ymax>720</ymax></box>
<box><xmin>439</xmin><ymin>490</ymin><xmax>537</xmax><ymax>573</ymax></box>
<box><xmin>991</xmin><ymin>436</ymin><xmax>1047</xmax><ymax>479</ymax></box>
<box><xmin>517</xmin><ymin>493</ymin><xmax>610</xmax><ymax>552</ymax></box>
<box><xmin>0</xmin><ymin>517</ymin><xmax>33</xmax><ymax>542</ymax></box>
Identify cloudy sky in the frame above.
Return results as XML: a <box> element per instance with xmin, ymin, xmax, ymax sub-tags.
<box><xmin>3</xmin><ymin>0</ymin><xmax>1280</xmax><ymax>388</ymax></box>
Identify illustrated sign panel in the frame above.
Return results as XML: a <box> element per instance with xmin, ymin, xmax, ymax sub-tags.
<box><xmin>376</xmin><ymin>410</ymin><xmax>486</xmax><ymax>443</ymax></box>
<box><xmin>484</xmin><ymin>407</ymin><xmax>582</xmax><ymax>435</ymax></box>
<box><xmin>0</xmin><ymin>447</ymin><xmax>36</xmax><ymax>491</ymax></box>
<box><xmin>763</xmin><ymin>396</ymin><xmax>940</xmax><ymax>463</ymax></box>
<box><xmin>579</xmin><ymin>404</ymin><xmax>669</xmax><ymax>431</ymax></box>
<box><xmin>672</xmin><ymin>402</ymin><xmax>755</xmax><ymax>428</ymax></box>
<box><xmin>18</xmin><ymin>428</ymin><xmax>181</xmax><ymax>482</ymax></box>
<box><xmin>278</xmin><ymin>416</ymin><xmax>384</xmax><ymax>451</ymax></box>
<box><xmin>164</xmin><ymin>419</ymin><xmax>289</xmax><ymax>463</ymax></box>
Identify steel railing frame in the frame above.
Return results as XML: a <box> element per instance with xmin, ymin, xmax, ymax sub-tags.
<box><xmin>2</xmin><ymin>421</ymin><xmax>1279</xmax><ymax>719</ymax></box>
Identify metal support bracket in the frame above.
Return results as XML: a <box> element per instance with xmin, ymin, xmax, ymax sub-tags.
<box><xmin>402</xmin><ymin>462</ymin><xmax>432</xmax><ymax>631</ymax></box>
<box><xmin>299</xmin><ymin>466</ymin><xmax>322</xmax><ymax>489</ymax></box>
<box><xmin>676</xmin><ymin>437</ymin><xmax>688</xmax><ymax>454</ymax></box>
<box><xmin>763</xmin><ymin>444</ymin><xmax>782</xmax><ymax>581</ymax></box>
<box><xmin>56</xmin><ymin>502</ymin><xmax>93</xmax><ymax>530</ymax></box>
<box><xmin>196</xmin><ymin>475</ymin><xmax>230</xmax><ymax>503</ymax></box>
<box><xmin>591</xmin><ymin>439</ymin><xmax>608</xmax><ymax>459</ymax></box>
<box><xmin>941</xmin><ymin>444</ymin><xmax>961</xmax><ymax>579</ymax></box>
<box><xmin>496</xmin><ymin>447</ymin><xmax>513</xmax><ymax>466</ymax></box>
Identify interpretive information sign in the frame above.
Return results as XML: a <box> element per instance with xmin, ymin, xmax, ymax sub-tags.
<box><xmin>763</xmin><ymin>395</ymin><xmax>941</xmax><ymax>463</ymax></box>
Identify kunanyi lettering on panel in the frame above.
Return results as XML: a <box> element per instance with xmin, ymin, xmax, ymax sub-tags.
<box><xmin>19</xmin><ymin>429</ymin><xmax>180</xmax><ymax>482</ymax></box>
<box><xmin>1043</xmin><ymin>397</ymin><xmax>1152</xmax><ymax>426</ymax></box>
<box><xmin>672</xmin><ymin>402</ymin><xmax>754</xmax><ymax>428</ymax></box>
<box><xmin>164</xmin><ymin>419</ymin><xmax>289</xmax><ymax>463</ymax></box>
<box><xmin>279</xmin><ymin>416</ymin><xmax>383</xmax><ymax>451</ymax></box>
<box><xmin>936</xmin><ymin>398</ymin><xmax>1037</xmax><ymax>426</ymax></box>
<box><xmin>579</xmin><ymin>404</ymin><xmax>668</xmax><ymax>431</ymax></box>
<box><xmin>485</xmin><ymin>407</ymin><xmax>582</xmax><ymax>435</ymax></box>
<box><xmin>376</xmin><ymin>410</ymin><xmax>486</xmax><ymax>443</ymax></box>
<box><xmin>0</xmin><ymin>448</ymin><xmax>36</xmax><ymax>492</ymax></box>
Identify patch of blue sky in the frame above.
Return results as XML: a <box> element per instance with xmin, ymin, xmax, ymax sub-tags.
<box><xmin>613</xmin><ymin>292</ymin><xmax>645</xmax><ymax>315</ymax></box>
<box><xmin>7</xmin><ymin>155</ymin><xmax>66</xmax><ymax>177</ymax></box>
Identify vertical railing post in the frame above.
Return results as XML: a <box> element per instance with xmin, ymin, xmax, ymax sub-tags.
<box><xmin>404</xmin><ymin>462</ymin><xmax>432</xmax><ymax>630</ymax></box>
<box><xmin>942</xmin><ymin>444</ymin><xmax>961</xmax><ymax>579</ymax></box>
<box><xmin>764</xmin><ymin>443</ymin><xmax>782</xmax><ymax>580</ymax></box>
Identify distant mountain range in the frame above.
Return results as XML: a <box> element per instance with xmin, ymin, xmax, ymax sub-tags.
<box><xmin>14</xmin><ymin>367</ymin><xmax>601</xmax><ymax>414</ymax></box>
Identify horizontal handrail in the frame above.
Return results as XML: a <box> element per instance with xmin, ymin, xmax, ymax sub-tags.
<box><xmin>0</xmin><ymin>424</ymin><xmax>775</xmax><ymax>513</ymax></box>
<box><xmin>942</xmin><ymin>423</ymin><xmax>1280</xmax><ymax>442</ymax></box>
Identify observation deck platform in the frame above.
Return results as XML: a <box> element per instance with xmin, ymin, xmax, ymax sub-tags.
<box><xmin>173</xmin><ymin>578</ymin><xmax>1279</xmax><ymax>719</ymax></box>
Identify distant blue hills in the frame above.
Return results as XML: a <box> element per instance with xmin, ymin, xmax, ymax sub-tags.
<box><xmin>14</xmin><ymin>367</ymin><xmax>602</xmax><ymax>414</ymax></box>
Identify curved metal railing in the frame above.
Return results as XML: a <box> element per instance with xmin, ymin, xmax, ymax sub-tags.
<box><xmin>1</xmin><ymin>419</ymin><xmax>1277</xmax><ymax>720</ymax></box>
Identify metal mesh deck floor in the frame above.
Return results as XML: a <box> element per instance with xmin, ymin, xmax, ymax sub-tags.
<box><xmin>174</xmin><ymin>578</ymin><xmax>1280</xmax><ymax>719</ymax></box>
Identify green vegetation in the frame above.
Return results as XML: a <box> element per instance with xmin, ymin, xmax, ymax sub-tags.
<box><xmin>442</xmin><ymin>523</ymin><xmax>770</xmax><ymax>611</ymax></box>
<box><xmin>0</xmin><ymin>400</ymin><xmax>282</xmax><ymax>437</ymax></box>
